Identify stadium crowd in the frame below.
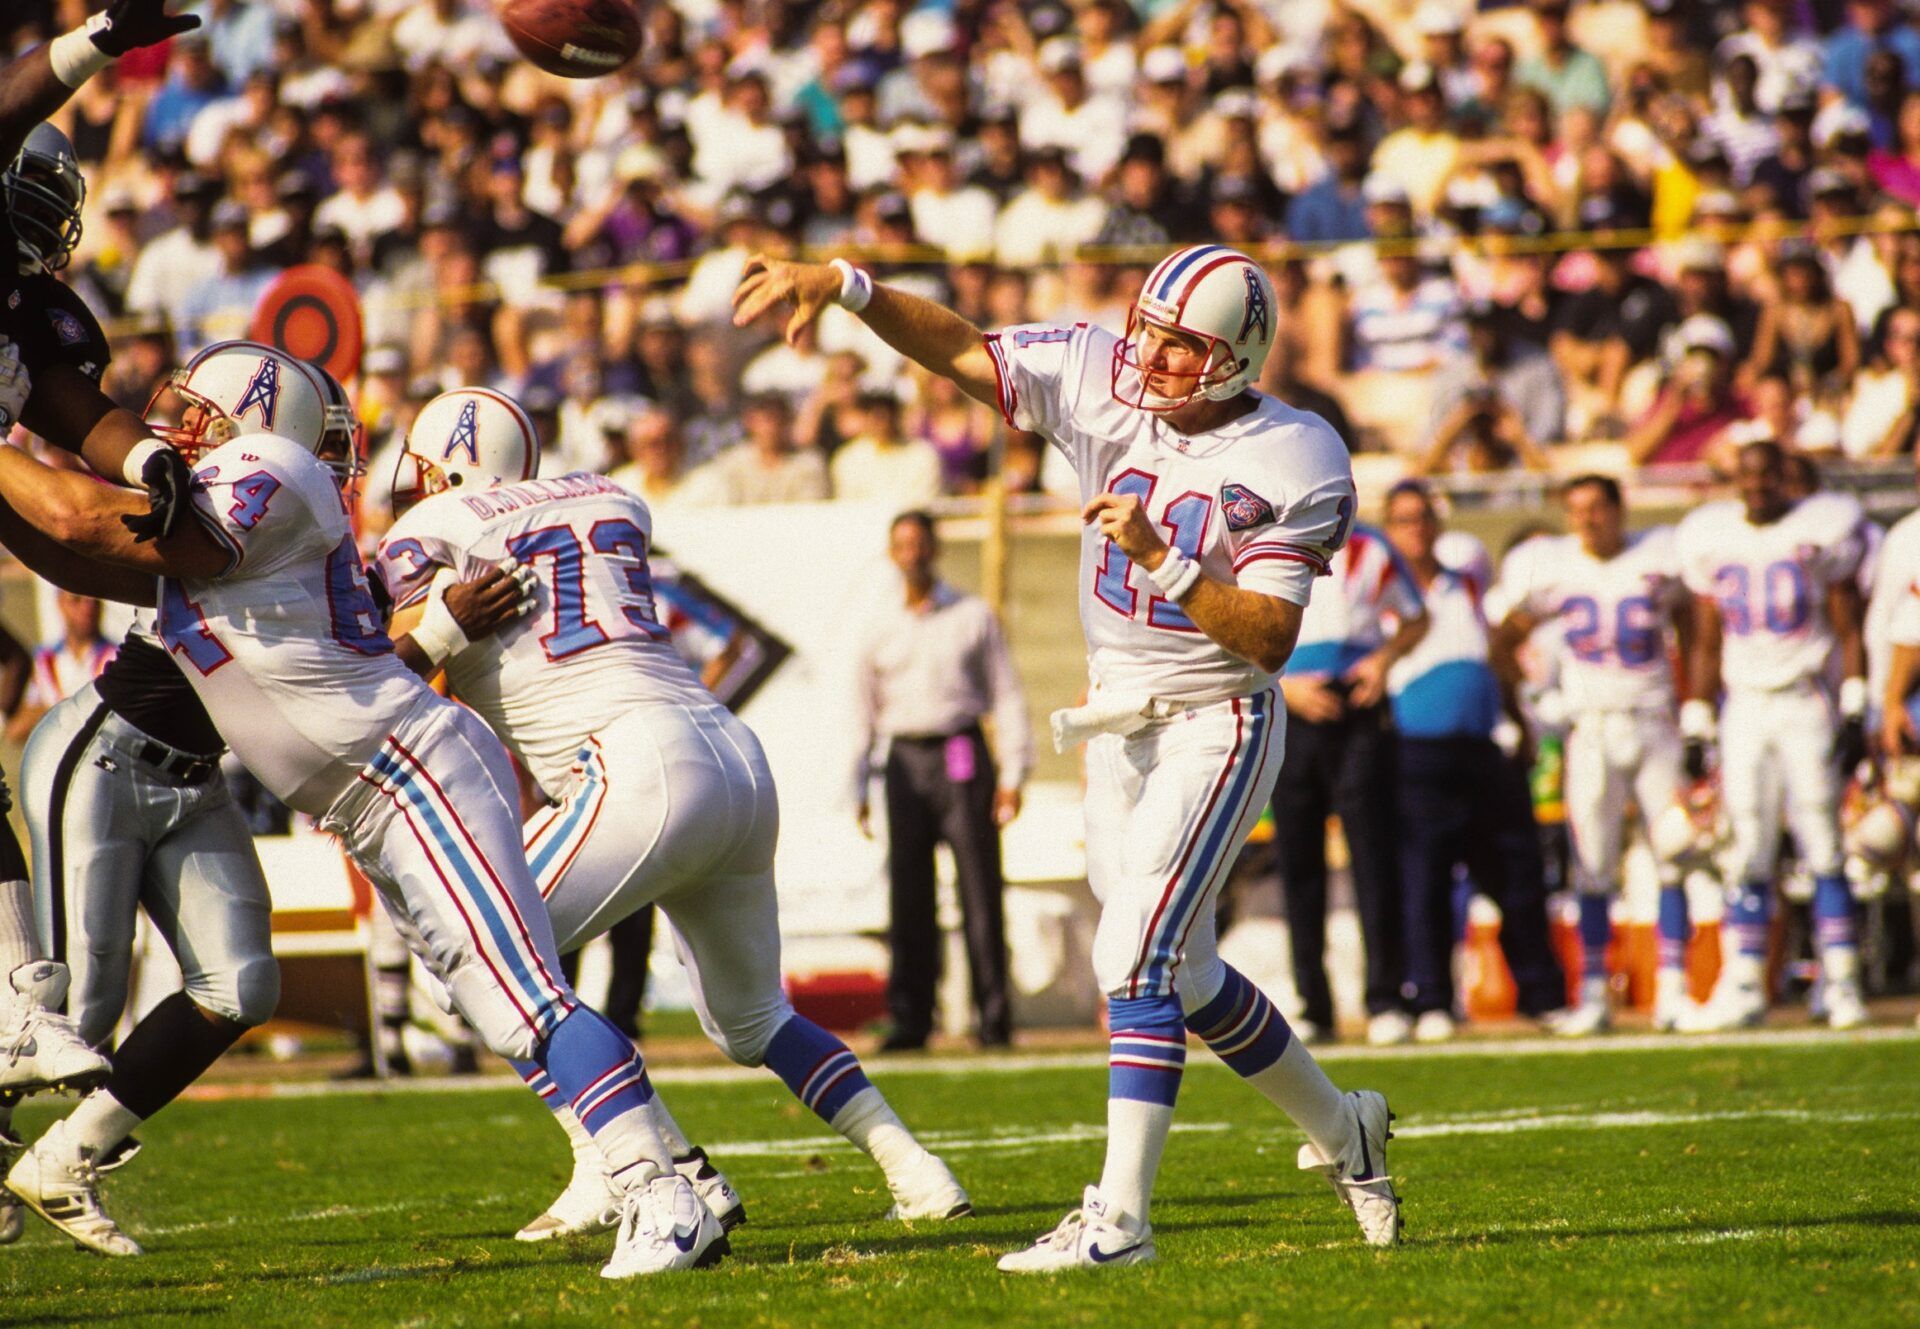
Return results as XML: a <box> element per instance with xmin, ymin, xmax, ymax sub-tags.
<box><xmin>1</xmin><ymin>0</ymin><xmax>1918</xmax><ymax>1050</ymax></box>
<box><xmin>5</xmin><ymin>0</ymin><xmax>1920</xmax><ymax>508</ymax></box>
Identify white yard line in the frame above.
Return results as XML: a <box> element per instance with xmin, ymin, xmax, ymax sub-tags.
<box><xmin>191</xmin><ymin>1023</ymin><xmax>1917</xmax><ymax>1102</ymax></box>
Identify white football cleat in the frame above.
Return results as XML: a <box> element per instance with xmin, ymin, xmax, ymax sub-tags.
<box><xmin>514</xmin><ymin>1156</ymin><xmax>621</xmax><ymax>1242</ymax></box>
<box><xmin>600</xmin><ymin>1173</ymin><xmax>728</xmax><ymax>1279</ymax></box>
<box><xmin>1548</xmin><ymin>1001</ymin><xmax>1610</xmax><ymax>1038</ymax></box>
<box><xmin>1675</xmin><ymin>977</ymin><xmax>1767</xmax><ymax>1033</ymax></box>
<box><xmin>0</xmin><ymin>963</ymin><xmax>110</xmax><ymax>1096</ymax></box>
<box><xmin>1652</xmin><ymin>970</ymin><xmax>1689</xmax><ymax>1032</ymax></box>
<box><xmin>1413</xmin><ymin>1010</ymin><xmax>1456</xmax><ymax>1043</ymax></box>
<box><xmin>675</xmin><ymin>1147</ymin><xmax>746</xmax><ymax>1231</ymax></box>
<box><xmin>1297</xmin><ymin>1089</ymin><xmax>1402</xmax><ymax>1248</ymax></box>
<box><xmin>0</xmin><ymin>1131</ymin><xmax>21</xmax><ymax>1245</ymax></box>
<box><xmin>997</xmin><ymin>1185</ymin><xmax>1154</xmax><ymax>1272</ymax></box>
<box><xmin>4</xmin><ymin>1121</ymin><xmax>143</xmax><ymax>1257</ymax></box>
<box><xmin>1823</xmin><ymin>977</ymin><xmax>1869</xmax><ymax>1031</ymax></box>
<box><xmin>1365</xmin><ymin>1011</ymin><xmax>1413</xmax><ymax>1047</ymax></box>
<box><xmin>883</xmin><ymin>1148</ymin><xmax>972</xmax><ymax>1220</ymax></box>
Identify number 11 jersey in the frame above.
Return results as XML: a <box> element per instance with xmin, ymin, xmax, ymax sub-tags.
<box><xmin>984</xmin><ymin>321</ymin><xmax>1356</xmax><ymax>701</ymax></box>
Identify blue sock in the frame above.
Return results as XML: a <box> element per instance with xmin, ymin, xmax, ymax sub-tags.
<box><xmin>535</xmin><ymin>1006</ymin><xmax>653</xmax><ymax>1137</ymax></box>
<box><xmin>1108</xmin><ymin>993</ymin><xmax>1186</xmax><ymax>1107</ymax></box>
<box><xmin>1656</xmin><ymin>885</ymin><xmax>1691</xmax><ymax>972</ymax></box>
<box><xmin>1726</xmin><ymin>881</ymin><xmax>1774</xmax><ymax>960</ymax></box>
<box><xmin>1451</xmin><ymin>871</ymin><xmax>1475</xmax><ymax>944</ymax></box>
<box><xmin>1812</xmin><ymin>873</ymin><xmax>1858</xmax><ymax>953</ymax></box>
<box><xmin>1577</xmin><ymin>894</ymin><xmax>1611</xmax><ymax>981</ymax></box>
<box><xmin>511</xmin><ymin>1058</ymin><xmax>564</xmax><ymax>1116</ymax></box>
<box><xmin>764</xmin><ymin>1015</ymin><xmax>873</xmax><ymax>1123</ymax></box>
<box><xmin>1184</xmin><ymin>964</ymin><xmax>1292</xmax><ymax>1076</ymax></box>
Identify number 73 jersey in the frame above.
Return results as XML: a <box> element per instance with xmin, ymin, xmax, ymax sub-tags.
<box><xmin>984</xmin><ymin>321</ymin><xmax>1356</xmax><ymax>700</ymax></box>
<box><xmin>1676</xmin><ymin>493</ymin><xmax>1867</xmax><ymax>693</ymax></box>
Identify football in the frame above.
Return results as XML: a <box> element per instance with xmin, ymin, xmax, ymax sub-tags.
<box><xmin>498</xmin><ymin>0</ymin><xmax>642</xmax><ymax>78</ymax></box>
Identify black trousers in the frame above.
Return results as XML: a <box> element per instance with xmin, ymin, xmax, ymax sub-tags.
<box><xmin>1397</xmin><ymin>735</ymin><xmax>1566</xmax><ymax>1018</ymax></box>
<box><xmin>883</xmin><ymin>726</ymin><xmax>1011</xmax><ymax>1042</ymax></box>
<box><xmin>1271</xmin><ymin>701</ymin><xmax>1406</xmax><ymax>1025</ymax></box>
<box><xmin>558</xmin><ymin>905</ymin><xmax>655</xmax><ymax>1040</ymax></box>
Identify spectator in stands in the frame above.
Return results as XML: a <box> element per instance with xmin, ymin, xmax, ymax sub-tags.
<box><xmin>1551</xmin><ymin>245</ymin><xmax>1680</xmax><ymax>431</ymax></box>
<box><xmin>901</xmin><ymin>125</ymin><xmax>997</xmax><ymax>262</ymax></box>
<box><xmin>1429</xmin><ymin>300</ymin><xmax>1567</xmax><ymax>453</ymax></box>
<box><xmin>1844</xmin><ymin>303</ymin><xmax>1920</xmax><ymax>457</ymax></box>
<box><xmin>1743</xmin><ymin>245</ymin><xmax>1860</xmax><ymax>400</ymax></box>
<box><xmin>1825</xmin><ymin>0</ymin><xmax>1920</xmax><ymax>109</ymax></box>
<box><xmin>8</xmin><ymin>592</ymin><xmax>113</xmax><ymax>744</ymax></box>
<box><xmin>851</xmin><ymin>511</ymin><xmax>1030</xmax><ymax>1050</ymax></box>
<box><xmin>1515</xmin><ymin>0</ymin><xmax>1609</xmax><ymax>116</ymax></box>
<box><xmin>1372</xmin><ymin>63</ymin><xmax>1461</xmax><ymax>219</ymax></box>
<box><xmin>123</xmin><ymin>171</ymin><xmax>223</xmax><ymax>333</ymax></box>
<box><xmin>830</xmin><ymin>391</ymin><xmax>943</xmax><ymax>506</ymax></box>
<box><xmin>1627</xmin><ymin>316</ymin><xmax>1753</xmax><ymax>467</ymax></box>
<box><xmin>1285</xmin><ymin>119</ymin><xmax>1371</xmax><ymax>244</ymax></box>
<box><xmin>688</xmin><ymin>393</ymin><xmax>829</xmax><ymax>506</ymax></box>
<box><xmin>993</xmin><ymin>147</ymin><xmax>1106</xmax><ymax>268</ymax></box>
<box><xmin>1021</xmin><ymin>38</ymin><xmax>1126</xmax><ymax>185</ymax></box>
<box><xmin>172</xmin><ymin>200</ymin><xmax>274</xmax><ymax>355</ymax></box>
<box><xmin>1381</xmin><ymin>482</ymin><xmax>1567</xmax><ymax>1041</ymax></box>
<box><xmin>142</xmin><ymin>33</ymin><xmax>226</xmax><ymax>155</ymax></box>
<box><xmin>906</xmin><ymin>371</ymin><xmax>999</xmax><ymax>495</ymax></box>
<box><xmin>608</xmin><ymin>405</ymin><xmax>693</xmax><ymax>516</ymax></box>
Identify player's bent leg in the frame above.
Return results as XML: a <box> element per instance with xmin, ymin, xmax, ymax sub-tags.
<box><xmin>1560</xmin><ymin>716</ymin><xmax>1632</xmax><ymax>1036</ymax></box>
<box><xmin>1685</xmin><ymin>698</ymin><xmax>1780</xmax><ymax>1030</ymax></box>
<box><xmin>1632</xmin><ymin>724</ymin><xmax>1692</xmax><ymax>1029</ymax></box>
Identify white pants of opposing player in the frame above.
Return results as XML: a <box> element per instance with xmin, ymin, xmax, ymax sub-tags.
<box><xmin>1083</xmin><ymin>690</ymin><xmax>1284</xmax><ymax>1002</ymax></box>
<box><xmin>526</xmin><ymin>702</ymin><xmax>790</xmax><ymax>1066</ymax></box>
<box><xmin>1563</xmin><ymin>709</ymin><xmax>1684</xmax><ymax>895</ymax></box>
<box><xmin>325</xmin><ymin>698</ymin><xmax>577</xmax><ymax>1062</ymax></box>
<box><xmin>1719</xmin><ymin>687</ymin><xmax>1842</xmax><ymax>882</ymax></box>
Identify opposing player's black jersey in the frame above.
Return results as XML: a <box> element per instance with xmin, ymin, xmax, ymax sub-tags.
<box><xmin>94</xmin><ymin>630</ymin><xmax>224</xmax><ymax>757</ymax></box>
<box><xmin>2</xmin><ymin>271</ymin><xmax>112</xmax><ymax>410</ymax></box>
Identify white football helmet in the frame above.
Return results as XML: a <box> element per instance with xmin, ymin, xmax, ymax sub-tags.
<box><xmin>148</xmin><ymin>340</ymin><xmax>359</xmax><ymax>472</ymax></box>
<box><xmin>1112</xmin><ymin>244</ymin><xmax>1276</xmax><ymax>411</ymax></box>
<box><xmin>394</xmin><ymin>387</ymin><xmax>539</xmax><ymax>512</ymax></box>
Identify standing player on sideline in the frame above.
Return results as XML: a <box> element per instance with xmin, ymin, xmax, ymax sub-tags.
<box><xmin>1676</xmin><ymin>441</ymin><xmax>1870</xmax><ymax>1031</ymax></box>
<box><xmin>0</xmin><ymin>0</ymin><xmax>207</xmax><ymax>1128</ymax></box>
<box><xmin>0</xmin><ymin>350</ymin><xmax>729</xmax><ymax>1278</ymax></box>
<box><xmin>1492</xmin><ymin>476</ymin><xmax>1694</xmax><ymax>1035</ymax></box>
<box><xmin>376</xmin><ymin>388</ymin><xmax>968</xmax><ymax>1240</ymax></box>
<box><xmin>734</xmin><ymin>245</ymin><xmax>1399</xmax><ymax>1270</ymax></box>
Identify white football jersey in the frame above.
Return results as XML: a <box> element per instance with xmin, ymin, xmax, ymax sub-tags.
<box><xmin>1501</xmin><ymin>528</ymin><xmax>1685</xmax><ymax>712</ymax></box>
<box><xmin>377</xmin><ymin>472</ymin><xmax>712</xmax><ymax>796</ymax></box>
<box><xmin>1287</xmin><ymin>522</ymin><xmax>1423</xmax><ymax>679</ymax></box>
<box><xmin>1677</xmin><ymin>492</ymin><xmax>1866</xmax><ymax>693</ymax></box>
<box><xmin>158</xmin><ymin>434</ymin><xmax>430</xmax><ymax>814</ymax></box>
<box><xmin>984</xmin><ymin>322</ymin><xmax>1356</xmax><ymax>700</ymax></box>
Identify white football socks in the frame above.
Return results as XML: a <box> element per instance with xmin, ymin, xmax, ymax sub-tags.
<box><xmin>1244</xmin><ymin>1038</ymin><xmax>1352</xmax><ymax>1162</ymax></box>
<box><xmin>1098</xmin><ymin>1097</ymin><xmax>1174</xmax><ymax>1223</ymax></box>
<box><xmin>646</xmin><ymin>1095</ymin><xmax>694</xmax><ymax>1158</ymax></box>
<box><xmin>830</xmin><ymin>1086</ymin><xmax>923</xmax><ymax>1178</ymax></box>
<box><xmin>61</xmin><ymin>1090</ymin><xmax>142</xmax><ymax>1160</ymax></box>
<box><xmin>0</xmin><ymin>879</ymin><xmax>40</xmax><ymax>973</ymax></box>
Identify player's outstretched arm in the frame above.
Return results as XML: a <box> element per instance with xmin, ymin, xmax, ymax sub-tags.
<box><xmin>1086</xmin><ymin>490</ymin><xmax>1303</xmax><ymax>673</ymax></box>
<box><xmin>0</xmin><ymin>0</ymin><xmax>197</xmax><ymax>165</ymax></box>
<box><xmin>389</xmin><ymin>563</ymin><xmax>535</xmax><ymax>681</ymax></box>
<box><xmin>730</xmin><ymin>256</ymin><xmax>1003</xmax><ymax>408</ymax></box>
<box><xmin>0</xmin><ymin>443</ymin><xmax>224</xmax><ymax>581</ymax></box>
<box><xmin>0</xmin><ymin>489</ymin><xmax>154</xmax><ymax>605</ymax></box>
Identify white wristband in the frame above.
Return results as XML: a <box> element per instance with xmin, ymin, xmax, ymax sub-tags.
<box><xmin>408</xmin><ymin>570</ymin><xmax>471</xmax><ymax>668</ymax></box>
<box><xmin>121</xmin><ymin>439</ymin><xmax>168</xmax><ymax>487</ymax></box>
<box><xmin>49</xmin><ymin>17</ymin><xmax>114</xmax><ymax>89</ymax></box>
<box><xmin>1146</xmin><ymin>548</ymin><xmax>1202</xmax><ymax>602</ymax></box>
<box><xmin>1840</xmin><ymin>676</ymin><xmax>1869</xmax><ymax>719</ymax></box>
<box><xmin>829</xmin><ymin>258</ymin><xmax>873</xmax><ymax>313</ymax></box>
<box><xmin>1679</xmin><ymin>698</ymin><xmax>1717</xmax><ymax>742</ymax></box>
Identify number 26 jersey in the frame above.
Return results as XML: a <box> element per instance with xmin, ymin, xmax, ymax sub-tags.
<box><xmin>984</xmin><ymin>322</ymin><xmax>1356</xmax><ymax>701</ymax></box>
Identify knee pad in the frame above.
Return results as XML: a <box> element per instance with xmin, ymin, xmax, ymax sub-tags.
<box><xmin>697</xmin><ymin>994</ymin><xmax>790</xmax><ymax>1067</ymax></box>
<box><xmin>187</xmin><ymin>953</ymin><xmax>281</xmax><ymax>1028</ymax></box>
<box><xmin>445</xmin><ymin>963</ymin><xmax>543</xmax><ymax>1061</ymax></box>
<box><xmin>1091</xmin><ymin>889</ymin><xmax>1163</xmax><ymax>997</ymax></box>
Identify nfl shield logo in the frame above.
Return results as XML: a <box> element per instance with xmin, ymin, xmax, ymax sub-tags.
<box><xmin>1221</xmin><ymin>482</ymin><xmax>1275</xmax><ymax>531</ymax></box>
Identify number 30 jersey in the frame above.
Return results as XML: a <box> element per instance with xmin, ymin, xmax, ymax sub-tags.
<box><xmin>1676</xmin><ymin>492</ymin><xmax>1866</xmax><ymax>694</ymax></box>
<box><xmin>376</xmin><ymin>473</ymin><xmax>711</xmax><ymax>796</ymax></box>
<box><xmin>158</xmin><ymin>434</ymin><xmax>426</xmax><ymax>814</ymax></box>
<box><xmin>1498</xmin><ymin>528</ymin><xmax>1685</xmax><ymax>713</ymax></box>
<box><xmin>984</xmin><ymin>322</ymin><xmax>1356</xmax><ymax>701</ymax></box>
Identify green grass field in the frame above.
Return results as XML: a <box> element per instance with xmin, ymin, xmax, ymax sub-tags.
<box><xmin>3</xmin><ymin>1031</ymin><xmax>1917</xmax><ymax>1328</ymax></box>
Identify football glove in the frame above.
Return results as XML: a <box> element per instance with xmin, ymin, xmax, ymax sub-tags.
<box><xmin>88</xmin><ymin>0</ymin><xmax>200</xmax><ymax>56</ymax></box>
<box><xmin>119</xmin><ymin>445</ymin><xmax>194</xmax><ymax>543</ymax></box>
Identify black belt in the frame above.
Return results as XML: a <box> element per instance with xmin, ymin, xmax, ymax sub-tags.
<box><xmin>891</xmin><ymin>724</ymin><xmax>983</xmax><ymax>746</ymax></box>
<box><xmin>131</xmin><ymin>740</ymin><xmax>220</xmax><ymax>784</ymax></box>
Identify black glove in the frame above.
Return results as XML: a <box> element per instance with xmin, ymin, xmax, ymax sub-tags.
<box><xmin>118</xmin><ymin>446</ymin><xmax>193</xmax><ymax>543</ymax></box>
<box><xmin>366</xmin><ymin>565</ymin><xmax>394</xmax><ymax>624</ymax></box>
<box><xmin>89</xmin><ymin>0</ymin><xmax>200</xmax><ymax>57</ymax></box>
<box><xmin>1683</xmin><ymin>737</ymin><xmax>1710</xmax><ymax>782</ymax></box>
<box><xmin>1834</xmin><ymin>714</ymin><xmax>1870</xmax><ymax>776</ymax></box>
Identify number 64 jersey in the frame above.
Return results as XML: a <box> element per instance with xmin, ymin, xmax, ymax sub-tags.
<box><xmin>984</xmin><ymin>322</ymin><xmax>1356</xmax><ymax>700</ymax></box>
<box><xmin>1675</xmin><ymin>492</ymin><xmax>1867</xmax><ymax>693</ymax></box>
<box><xmin>376</xmin><ymin>472</ymin><xmax>712</xmax><ymax>797</ymax></box>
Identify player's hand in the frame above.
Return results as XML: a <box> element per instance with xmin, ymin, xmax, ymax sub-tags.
<box><xmin>89</xmin><ymin>0</ymin><xmax>200</xmax><ymax>55</ymax></box>
<box><xmin>119</xmin><ymin>445</ymin><xmax>194</xmax><ymax>543</ymax></box>
<box><xmin>1882</xmin><ymin>702</ymin><xmax>1916</xmax><ymax>758</ymax></box>
<box><xmin>1083</xmin><ymin>492</ymin><xmax>1168</xmax><ymax>567</ymax></box>
<box><xmin>731</xmin><ymin>255</ymin><xmax>842</xmax><ymax>346</ymax></box>
<box><xmin>855</xmin><ymin>799</ymin><xmax>872</xmax><ymax>839</ymax></box>
<box><xmin>443</xmin><ymin>561</ymin><xmax>536</xmax><ymax>640</ymax></box>
<box><xmin>1834</xmin><ymin>713</ymin><xmax>1870</xmax><ymax>776</ymax></box>
<box><xmin>1343</xmin><ymin>650</ymin><xmax>1391</xmax><ymax>708</ymax></box>
<box><xmin>1683</xmin><ymin>737</ymin><xmax>1711</xmax><ymax>782</ymax></box>
<box><xmin>1281</xmin><ymin>676</ymin><xmax>1345</xmax><ymax>723</ymax></box>
<box><xmin>0</xmin><ymin>337</ymin><xmax>28</xmax><ymax>434</ymax></box>
<box><xmin>993</xmin><ymin>787</ymin><xmax>1022</xmax><ymax>827</ymax></box>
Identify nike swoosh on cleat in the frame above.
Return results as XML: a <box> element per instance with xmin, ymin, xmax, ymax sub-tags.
<box><xmin>1087</xmin><ymin>1242</ymin><xmax>1140</xmax><ymax>1264</ymax></box>
<box><xmin>672</xmin><ymin>1227</ymin><xmax>698</xmax><ymax>1253</ymax></box>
